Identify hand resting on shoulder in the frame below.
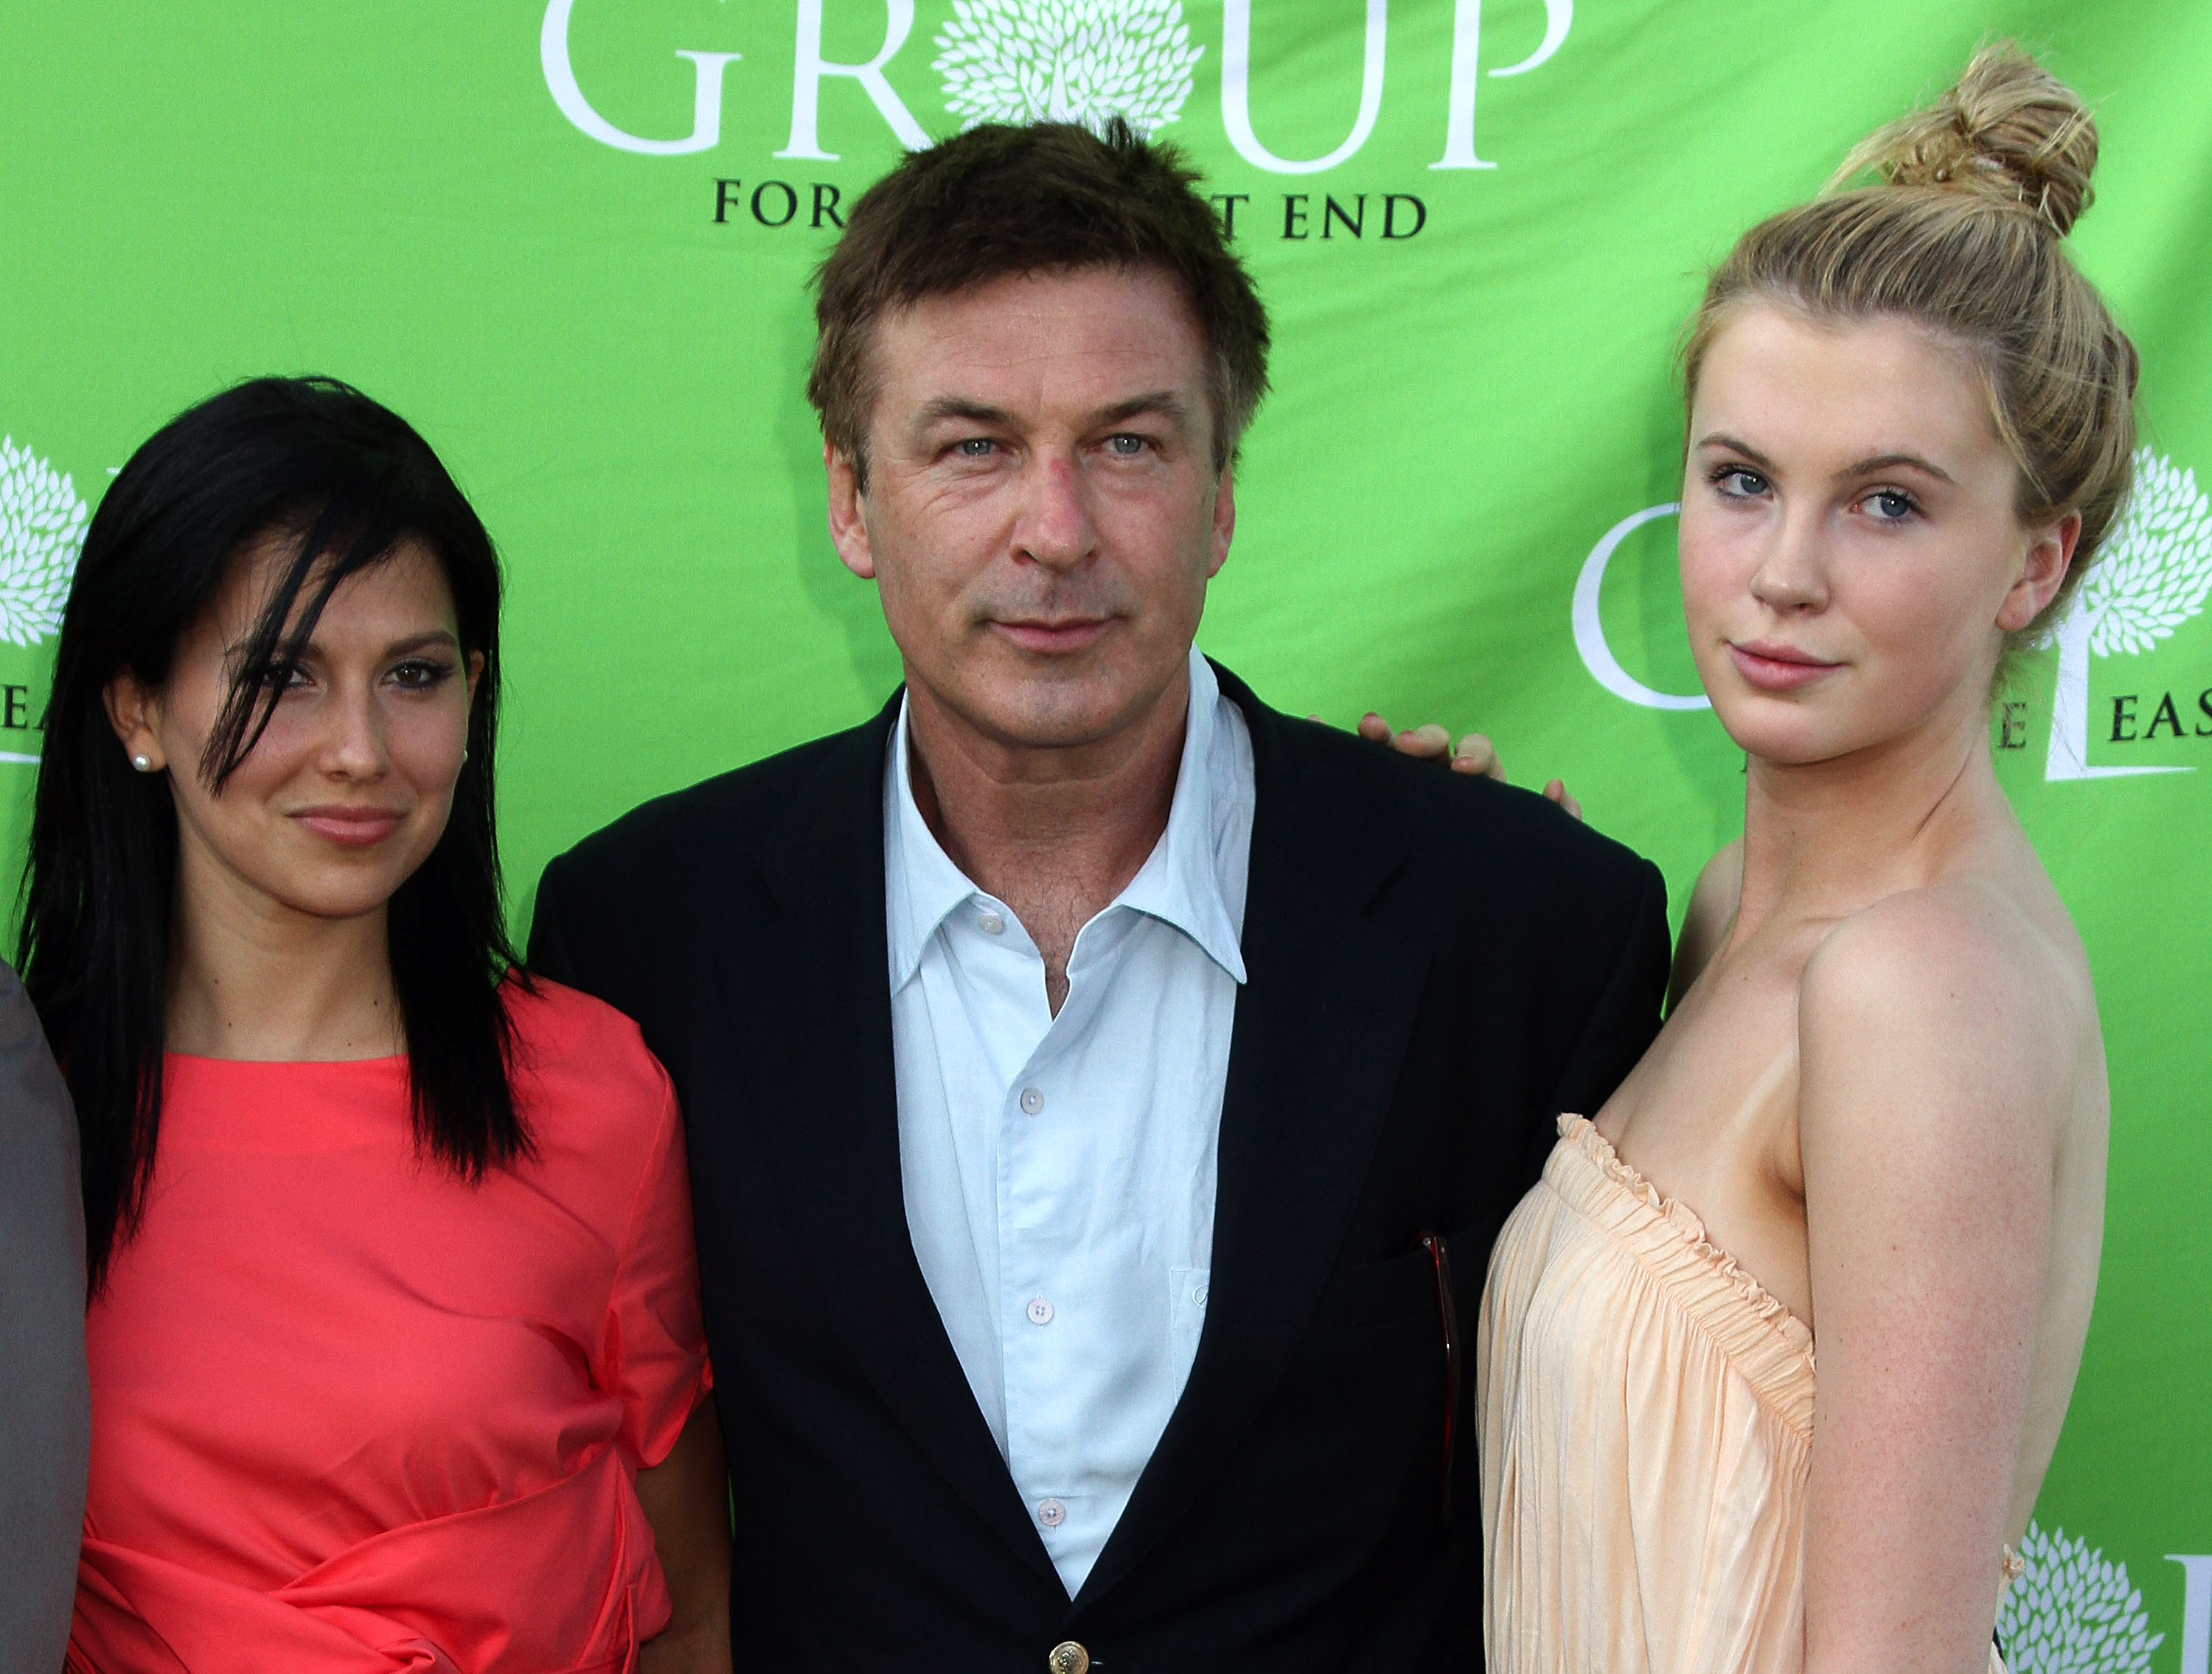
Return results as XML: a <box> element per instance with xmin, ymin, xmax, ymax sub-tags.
<box><xmin>1339</xmin><ymin>708</ymin><xmax>1583</xmax><ymax>820</ymax></box>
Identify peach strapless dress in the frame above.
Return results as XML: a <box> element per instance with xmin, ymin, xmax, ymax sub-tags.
<box><xmin>1478</xmin><ymin>1115</ymin><xmax>2008</xmax><ymax>1674</ymax></box>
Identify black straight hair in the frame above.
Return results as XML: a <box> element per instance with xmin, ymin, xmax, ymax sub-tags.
<box><xmin>18</xmin><ymin>376</ymin><xmax>529</xmax><ymax>1293</ymax></box>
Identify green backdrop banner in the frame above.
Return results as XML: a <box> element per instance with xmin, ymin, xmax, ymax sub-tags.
<box><xmin>4</xmin><ymin>4</ymin><xmax>2205</xmax><ymax>1664</ymax></box>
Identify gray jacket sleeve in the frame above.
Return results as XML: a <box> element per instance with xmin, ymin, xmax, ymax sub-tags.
<box><xmin>0</xmin><ymin>960</ymin><xmax>86</xmax><ymax>1672</ymax></box>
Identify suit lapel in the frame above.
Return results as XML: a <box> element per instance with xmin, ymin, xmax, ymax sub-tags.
<box><xmin>726</xmin><ymin>697</ymin><xmax>1061</xmax><ymax>1589</ymax></box>
<box><xmin>1071</xmin><ymin>671</ymin><xmax>1432</xmax><ymax>1612</ymax></box>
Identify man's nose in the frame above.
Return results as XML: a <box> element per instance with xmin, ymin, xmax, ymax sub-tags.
<box><xmin>1011</xmin><ymin>454</ymin><xmax>1098</xmax><ymax>571</ymax></box>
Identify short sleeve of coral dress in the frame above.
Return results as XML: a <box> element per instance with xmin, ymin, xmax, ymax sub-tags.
<box><xmin>69</xmin><ymin>980</ymin><xmax>713</xmax><ymax>1674</ymax></box>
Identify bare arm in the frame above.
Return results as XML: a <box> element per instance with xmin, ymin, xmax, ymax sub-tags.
<box><xmin>1798</xmin><ymin>892</ymin><xmax>2068</xmax><ymax>1673</ymax></box>
<box><xmin>636</xmin><ymin>1400</ymin><xmax>733</xmax><ymax>1674</ymax></box>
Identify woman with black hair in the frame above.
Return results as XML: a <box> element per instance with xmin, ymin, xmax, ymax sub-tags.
<box><xmin>26</xmin><ymin>377</ymin><xmax>731</xmax><ymax>1672</ymax></box>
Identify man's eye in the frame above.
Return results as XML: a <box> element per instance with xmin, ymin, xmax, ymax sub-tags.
<box><xmin>956</xmin><ymin>437</ymin><xmax>995</xmax><ymax>458</ymax></box>
<box><xmin>1107</xmin><ymin>434</ymin><xmax>1148</xmax><ymax>456</ymax></box>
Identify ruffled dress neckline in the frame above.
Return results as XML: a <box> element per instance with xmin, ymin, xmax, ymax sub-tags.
<box><xmin>1551</xmin><ymin>1112</ymin><xmax>1817</xmax><ymax>1436</ymax></box>
<box><xmin>1479</xmin><ymin>1113</ymin><xmax>2014</xmax><ymax>1673</ymax></box>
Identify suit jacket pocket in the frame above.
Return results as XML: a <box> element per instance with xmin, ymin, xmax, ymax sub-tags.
<box><xmin>1324</xmin><ymin>1246</ymin><xmax>1444</xmax><ymax>1331</ymax></box>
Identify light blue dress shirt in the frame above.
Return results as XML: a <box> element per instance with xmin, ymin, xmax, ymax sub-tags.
<box><xmin>884</xmin><ymin>648</ymin><xmax>1256</xmax><ymax>1597</ymax></box>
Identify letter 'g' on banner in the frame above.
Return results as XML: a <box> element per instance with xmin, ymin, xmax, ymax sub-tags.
<box><xmin>540</xmin><ymin>0</ymin><xmax>741</xmax><ymax>155</ymax></box>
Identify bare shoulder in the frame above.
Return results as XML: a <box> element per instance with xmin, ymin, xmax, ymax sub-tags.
<box><xmin>1806</xmin><ymin>879</ymin><xmax>2084</xmax><ymax>1022</ymax></box>
<box><xmin>1669</xmin><ymin>839</ymin><xmax>1744</xmax><ymax>1006</ymax></box>
<box><xmin>1799</xmin><ymin>879</ymin><xmax>2091</xmax><ymax>1154</ymax></box>
<box><xmin>1690</xmin><ymin>837</ymin><xmax>1746</xmax><ymax>921</ymax></box>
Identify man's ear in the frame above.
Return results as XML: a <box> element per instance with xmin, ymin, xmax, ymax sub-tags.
<box><xmin>1998</xmin><ymin>509</ymin><xmax>2081</xmax><ymax>632</ymax></box>
<box><xmin>1206</xmin><ymin>467</ymin><xmax>1236</xmax><ymax>580</ymax></box>
<box><xmin>102</xmin><ymin>672</ymin><xmax>168</xmax><ymax>773</ymax></box>
<box><xmin>824</xmin><ymin>440</ymin><xmax>876</xmax><ymax>581</ymax></box>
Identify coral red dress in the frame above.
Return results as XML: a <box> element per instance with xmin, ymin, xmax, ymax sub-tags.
<box><xmin>69</xmin><ymin>980</ymin><xmax>712</xmax><ymax>1673</ymax></box>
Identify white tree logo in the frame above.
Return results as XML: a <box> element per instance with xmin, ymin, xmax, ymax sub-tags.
<box><xmin>933</xmin><ymin>0</ymin><xmax>1204</xmax><ymax>137</ymax></box>
<box><xmin>1997</xmin><ymin>1521</ymin><xmax>2164</xmax><ymax>1673</ymax></box>
<box><xmin>2042</xmin><ymin>447</ymin><xmax>2212</xmax><ymax>780</ymax></box>
<box><xmin>0</xmin><ymin>435</ymin><xmax>87</xmax><ymax>648</ymax></box>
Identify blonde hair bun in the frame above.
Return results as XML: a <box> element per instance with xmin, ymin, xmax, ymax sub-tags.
<box><xmin>1685</xmin><ymin>43</ymin><xmax>2138</xmax><ymax>652</ymax></box>
<box><xmin>1833</xmin><ymin>43</ymin><xmax>2098</xmax><ymax>237</ymax></box>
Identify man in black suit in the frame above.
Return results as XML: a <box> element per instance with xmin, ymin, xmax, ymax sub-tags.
<box><xmin>530</xmin><ymin>119</ymin><xmax>1668</xmax><ymax>1671</ymax></box>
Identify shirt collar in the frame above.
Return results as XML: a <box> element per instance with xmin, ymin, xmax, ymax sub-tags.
<box><xmin>1110</xmin><ymin>650</ymin><xmax>1248</xmax><ymax>984</ymax></box>
<box><xmin>884</xmin><ymin>708</ymin><xmax>987</xmax><ymax>994</ymax></box>
<box><xmin>883</xmin><ymin>647</ymin><xmax>1248</xmax><ymax>992</ymax></box>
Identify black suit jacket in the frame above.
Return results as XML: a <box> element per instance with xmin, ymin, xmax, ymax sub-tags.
<box><xmin>529</xmin><ymin>663</ymin><xmax>1668</xmax><ymax>1672</ymax></box>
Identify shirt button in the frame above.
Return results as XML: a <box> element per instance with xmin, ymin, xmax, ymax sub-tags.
<box><xmin>1026</xmin><ymin>1297</ymin><xmax>1054</xmax><ymax>1326</ymax></box>
<box><xmin>978</xmin><ymin>910</ymin><xmax>1006</xmax><ymax>935</ymax></box>
<box><xmin>1019</xmin><ymin>1087</ymin><xmax>1044</xmax><ymax>1115</ymax></box>
<box><xmin>1037</xmin><ymin>1498</ymin><xmax>1068</xmax><ymax>1529</ymax></box>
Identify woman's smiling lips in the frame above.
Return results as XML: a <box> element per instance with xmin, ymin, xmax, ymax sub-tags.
<box><xmin>290</xmin><ymin>805</ymin><xmax>406</xmax><ymax>848</ymax></box>
<box><xmin>1728</xmin><ymin>639</ymin><xmax>1843</xmax><ymax>692</ymax></box>
<box><xmin>991</xmin><ymin>616</ymin><xmax>1112</xmax><ymax>654</ymax></box>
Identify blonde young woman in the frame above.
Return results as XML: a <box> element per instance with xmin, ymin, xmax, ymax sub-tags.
<box><xmin>1464</xmin><ymin>48</ymin><xmax>2126</xmax><ymax>1674</ymax></box>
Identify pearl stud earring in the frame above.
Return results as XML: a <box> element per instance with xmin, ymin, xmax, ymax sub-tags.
<box><xmin>131</xmin><ymin>755</ymin><xmax>153</xmax><ymax>773</ymax></box>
